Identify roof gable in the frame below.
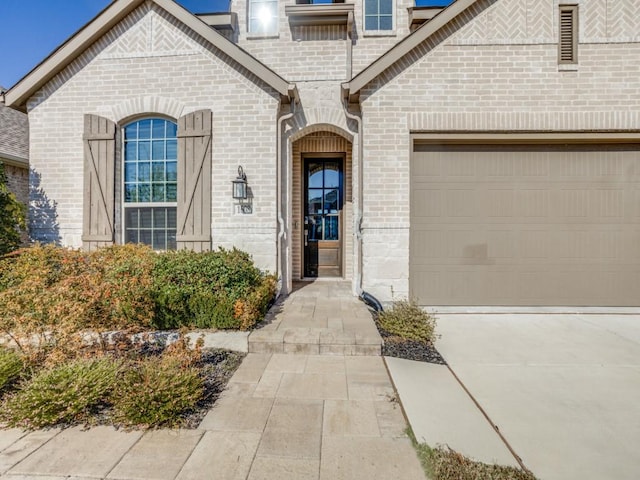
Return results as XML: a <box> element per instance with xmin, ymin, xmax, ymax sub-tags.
<box><xmin>342</xmin><ymin>0</ymin><xmax>481</xmax><ymax>101</ymax></box>
<box><xmin>3</xmin><ymin>0</ymin><xmax>297</xmax><ymax>111</ymax></box>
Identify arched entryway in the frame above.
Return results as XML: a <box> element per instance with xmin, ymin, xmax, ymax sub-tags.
<box><xmin>292</xmin><ymin>131</ymin><xmax>353</xmax><ymax>280</ymax></box>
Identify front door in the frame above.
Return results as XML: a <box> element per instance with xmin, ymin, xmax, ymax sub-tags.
<box><xmin>304</xmin><ymin>158</ymin><xmax>343</xmax><ymax>277</ymax></box>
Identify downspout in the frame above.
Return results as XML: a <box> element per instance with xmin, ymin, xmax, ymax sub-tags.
<box><xmin>276</xmin><ymin>94</ymin><xmax>296</xmax><ymax>297</ymax></box>
<box><xmin>341</xmin><ymin>96</ymin><xmax>363</xmax><ymax>296</ymax></box>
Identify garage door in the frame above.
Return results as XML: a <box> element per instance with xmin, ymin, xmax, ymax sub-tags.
<box><xmin>410</xmin><ymin>143</ymin><xmax>640</xmax><ymax>306</ymax></box>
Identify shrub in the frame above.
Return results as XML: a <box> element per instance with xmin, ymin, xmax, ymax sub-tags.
<box><xmin>152</xmin><ymin>248</ymin><xmax>276</xmax><ymax>330</ymax></box>
<box><xmin>0</xmin><ymin>162</ymin><xmax>26</xmax><ymax>256</ymax></box>
<box><xmin>377</xmin><ymin>299</ymin><xmax>436</xmax><ymax>343</ymax></box>
<box><xmin>1</xmin><ymin>357</ymin><xmax>120</xmax><ymax>428</ymax></box>
<box><xmin>0</xmin><ymin>244</ymin><xmax>155</xmax><ymax>364</ymax></box>
<box><xmin>112</xmin><ymin>356</ymin><xmax>203</xmax><ymax>427</ymax></box>
<box><xmin>0</xmin><ymin>348</ymin><xmax>24</xmax><ymax>392</ymax></box>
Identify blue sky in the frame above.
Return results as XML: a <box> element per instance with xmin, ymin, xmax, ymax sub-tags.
<box><xmin>0</xmin><ymin>0</ymin><xmax>452</xmax><ymax>89</ymax></box>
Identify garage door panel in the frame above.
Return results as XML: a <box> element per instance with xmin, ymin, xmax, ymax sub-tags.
<box><xmin>410</xmin><ymin>143</ymin><xmax>640</xmax><ymax>306</ymax></box>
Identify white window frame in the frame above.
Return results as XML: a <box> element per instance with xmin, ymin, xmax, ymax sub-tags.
<box><xmin>121</xmin><ymin>117</ymin><xmax>178</xmax><ymax>251</ymax></box>
<box><xmin>363</xmin><ymin>0</ymin><xmax>395</xmax><ymax>36</ymax></box>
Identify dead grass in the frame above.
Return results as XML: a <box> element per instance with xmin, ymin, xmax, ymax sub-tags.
<box><xmin>407</xmin><ymin>428</ymin><xmax>538</xmax><ymax>480</ymax></box>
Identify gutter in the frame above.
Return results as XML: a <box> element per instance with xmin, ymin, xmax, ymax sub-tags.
<box><xmin>341</xmin><ymin>94</ymin><xmax>363</xmax><ymax>296</ymax></box>
<box><xmin>276</xmin><ymin>95</ymin><xmax>296</xmax><ymax>297</ymax></box>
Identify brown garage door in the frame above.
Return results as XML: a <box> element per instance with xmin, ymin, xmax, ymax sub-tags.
<box><xmin>410</xmin><ymin>143</ymin><xmax>640</xmax><ymax>306</ymax></box>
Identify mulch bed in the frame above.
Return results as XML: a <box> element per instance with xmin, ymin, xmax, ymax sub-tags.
<box><xmin>373</xmin><ymin>315</ymin><xmax>447</xmax><ymax>365</ymax></box>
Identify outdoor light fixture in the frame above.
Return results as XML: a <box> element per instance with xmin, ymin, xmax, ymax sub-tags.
<box><xmin>232</xmin><ymin>166</ymin><xmax>252</xmax><ymax>214</ymax></box>
<box><xmin>232</xmin><ymin>166</ymin><xmax>248</xmax><ymax>200</ymax></box>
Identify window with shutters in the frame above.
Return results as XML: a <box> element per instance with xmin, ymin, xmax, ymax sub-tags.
<box><xmin>558</xmin><ymin>4</ymin><xmax>578</xmax><ymax>65</ymax></box>
<box><xmin>122</xmin><ymin>118</ymin><xmax>178</xmax><ymax>250</ymax></box>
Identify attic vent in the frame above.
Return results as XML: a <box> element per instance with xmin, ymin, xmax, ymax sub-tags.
<box><xmin>559</xmin><ymin>5</ymin><xmax>578</xmax><ymax>64</ymax></box>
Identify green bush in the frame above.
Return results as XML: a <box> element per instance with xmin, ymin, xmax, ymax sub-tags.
<box><xmin>377</xmin><ymin>299</ymin><xmax>436</xmax><ymax>343</ymax></box>
<box><xmin>112</xmin><ymin>357</ymin><xmax>203</xmax><ymax>427</ymax></box>
<box><xmin>1</xmin><ymin>357</ymin><xmax>120</xmax><ymax>428</ymax></box>
<box><xmin>152</xmin><ymin>248</ymin><xmax>276</xmax><ymax>330</ymax></box>
<box><xmin>0</xmin><ymin>348</ymin><xmax>24</xmax><ymax>392</ymax></box>
<box><xmin>0</xmin><ymin>162</ymin><xmax>26</xmax><ymax>256</ymax></box>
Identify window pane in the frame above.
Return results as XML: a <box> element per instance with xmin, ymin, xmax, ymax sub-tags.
<box><xmin>166</xmin><ymin>122</ymin><xmax>177</xmax><ymax>138</ymax></box>
<box><xmin>324</xmin><ymin>189</ymin><xmax>339</xmax><ymax>213</ymax></box>
<box><xmin>166</xmin><ymin>183</ymin><xmax>177</xmax><ymax>202</ymax></box>
<box><xmin>379</xmin><ymin>15</ymin><xmax>393</xmax><ymax>30</ymax></box>
<box><xmin>152</xmin><ymin>119</ymin><xmax>166</xmax><ymax>139</ymax></box>
<box><xmin>138</xmin><ymin>120</ymin><xmax>151</xmax><ymax>139</ymax></box>
<box><xmin>140</xmin><ymin>230</ymin><xmax>152</xmax><ymax>245</ymax></box>
<box><xmin>324</xmin><ymin>165</ymin><xmax>339</xmax><ymax>188</ymax></box>
<box><xmin>138</xmin><ymin>141</ymin><xmax>151</xmax><ymax>161</ymax></box>
<box><xmin>153</xmin><ymin>232</ymin><xmax>166</xmax><ymax>250</ymax></box>
<box><xmin>138</xmin><ymin>162</ymin><xmax>150</xmax><ymax>181</ymax></box>
<box><xmin>325</xmin><ymin>215</ymin><xmax>339</xmax><ymax>240</ymax></box>
<box><xmin>365</xmin><ymin>0</ymin><xmax>378</xmax><ymax>14</ymax></box>
<box><xmin>167</xmin><ymin>233</ymin><xmax>177</xmax><ymax>250</ymax></box>
<box><xmin>166</xmin><ymin>162</ymin><xmax>177</xmax><ymax>181</ymax></box>
<box><xmin>154</xmin><ymin>208</ymin><xmax>166</xmax><ymax>227</ymax></box>
<box><xmin>166</xmin><ymin>140</ymin><xmax>177</xmax><ymax>159</ymax></box>
<box><xmin>125</xmin><ymin>208</ymin><xmax>139</xmax><ymax>227</ymax></box>
<box><xmin>138</xmin><ymin>184</ymin><xmax>151</xmax><ymax>202</ymax></box>
<box><xmin>152</xmin><ymin>184</ymin><xmax>165</xmax><ymax>202</ymax></box>
<box><xmin>308</xmin><ymin>215</ymin><xmax>323</xmax><ymax>240</ymax></box>
<box><xmin>140</xmin><ymin>208</ymin><xmax>152</xmax><ymax>228</ymax></box>
<box><xmin>125</xmin><ymin>163</ymin><xmax>136</xmax><ymax>183</ymax></box>
<box><xmin>167</xmin><ymin>208</ymin><xmax>177</xmax><ymax>229</ymax></box>
<box><xmin>125</xmin><ymin>230</ymin><xmax>138</xmax><ymax>244</ymax></box>
<box><xmin>308</xmin><ymin>163</ymin><xmax>323</xmax><ymax>188</ymax></box>
<box><xmin>124</xmin><ymin>124</ymin><xmax>137</xmax><ymax>140</ymax></box>
<box><xmin>152</xmin><ymin>162</ymin><xmax>165</xmax><ymax>181</ymax></box>
<box><xmin>152</xmin><ymin>141</ymin><xmax>165</xmax><ymax>160</ymax></box>
<box><xmin>125</xmin><ymin>142</ymin><xmax>137</xmax><ymax>160</ymax></box>
<box><xmin>308</xmin><ymin>189</ymin><xmax>323</xmax><ymax>214</ymax></box>
<box><xmin>124</xmin><ymin>184</ymin><xmax>137</xmax><ymax>203</ymax></box>
<box><xmin>365</xmin><ymin>15</ymin><xmax>378</xmax><ymax>30</ymax></box>
<box><xmin>380</xmin><ymin>0</ymin><xmax>392</xmax><ymax>15</ymax></box>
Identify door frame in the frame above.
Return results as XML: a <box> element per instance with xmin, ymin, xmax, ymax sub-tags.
<box><xmin>301</xmin><ymin>153</ymin><xmax>345</xmax><ymax>279</ymax></box>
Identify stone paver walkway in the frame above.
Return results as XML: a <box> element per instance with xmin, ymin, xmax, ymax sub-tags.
<box><xmin>0</xmin><ymin>281</ymin><xmax>425</xmax><ymax>480</ymax></box>
<box><xmin>249</xmin><ymin>281</ymin><xmax>382</xmax><ymax>355</ymax></box>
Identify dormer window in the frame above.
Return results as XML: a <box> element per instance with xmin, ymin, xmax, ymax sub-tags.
<box><xmin>365</xmin><ymin>0</ymin><xmax>393</xmax><ymax>32</ymax></box>
<box><xmin>248</xmin><ymin>0</ymin><xmax>278</xmax><ymax>35</ymax></box>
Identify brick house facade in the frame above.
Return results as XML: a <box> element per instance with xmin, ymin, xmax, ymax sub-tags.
<box><xmin>3</xmin><ymin>0</ymin><xmax>640</xmax><ymax>306</ymax></box>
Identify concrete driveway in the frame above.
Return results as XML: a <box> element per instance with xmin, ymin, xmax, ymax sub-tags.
<box><xmin>387</xmin><ymin>313</ymin><xmax>640</xmax><ymax>480</ymax></box>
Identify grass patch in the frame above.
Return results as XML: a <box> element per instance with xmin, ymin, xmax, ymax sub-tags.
<box><xmin>407</xmin><ymin>428</ymin><xmax>538</xmax><ymax>480</ymax></box>
<box><xmin>1</xmin><ymin>357</ymin><xmax>120</xmax><ymax>429</ymax></box>
<box><xmin>377</xmin><ymin>299</ymin><xmax>436</xmax><ymax>343</ymax></box>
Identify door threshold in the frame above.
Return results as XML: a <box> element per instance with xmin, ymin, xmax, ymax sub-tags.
<box><xmin>300</xmin><ymin>277</ymin><xmax>346</xmax><ymax>282</ymax></box>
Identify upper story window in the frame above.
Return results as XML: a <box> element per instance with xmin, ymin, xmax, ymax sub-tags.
<box><xmin>123</xmin><ymin>118</ymin><xmax>177</xmax><ymax>250</ymax></box>
<box><xmin>248</xmin><ymin>0</ymin><xmax>278</xmax><ymax>35</ymax></box>
<box><xmin>364</xmin><ymin>0</ymin><xmax>393</xmax><ymax>32</ymax></box>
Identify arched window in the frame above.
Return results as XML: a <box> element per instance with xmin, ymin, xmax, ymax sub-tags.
<box><xmin>123</xmin><ymin>118</ymin><xmax>177</xmax><ymax>250</ymax></box>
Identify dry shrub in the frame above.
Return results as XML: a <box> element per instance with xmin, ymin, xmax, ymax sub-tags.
<box><xmin>377</xmin><ymin>299</ymin><xmax>436</xmax><ymax>343</ymax></box>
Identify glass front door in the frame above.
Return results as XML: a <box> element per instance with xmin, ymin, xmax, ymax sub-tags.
<box><xmin>304</xmin><ymin>158</ymin><xmax>343</xmax><ymax>277</ymax></box>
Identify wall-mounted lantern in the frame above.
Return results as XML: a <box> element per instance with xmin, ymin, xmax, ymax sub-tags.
<box><xmin>232</xmin><ymin>166</ymin><xmax>252</xmax><ymax>214</ymax></box>
<box><xmin>232</xmin><ymin>166</ymin><xmax>248</xmax><ymax>200</ymax></box>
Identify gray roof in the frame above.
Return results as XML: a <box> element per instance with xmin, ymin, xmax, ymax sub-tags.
<box><xmin>0</xmin><ymin>86</ymin><xmax>28</xmax><ymax>164</ymax></box>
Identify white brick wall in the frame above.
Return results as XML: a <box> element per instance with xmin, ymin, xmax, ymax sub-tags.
<box><xmin>27</xmin><ymin>3</ymin><xmax>280</xmax><ymax>272</ymax></box>
<box><xmin>25</xmin><ymin>0</ymin><xmax>640</xmax><ymax>300</ymax></box>
<box><xmin>358</xmin><ymin>0</ymin><xmax>640</xmax><ymax>300</ymax></box>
